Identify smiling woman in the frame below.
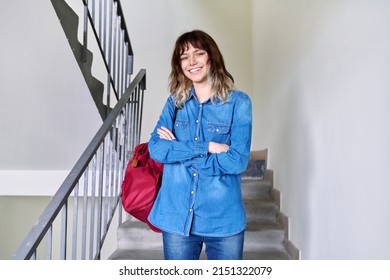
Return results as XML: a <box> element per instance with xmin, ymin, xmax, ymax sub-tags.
<box><xmin>180</xmin><ymin>45</ymin><xmax>210</xmax><ymax>91</ymax></box>
<box><xmin>168</xmin><ymin>30</ymin><xmax>235</xmax><ymax>107</ymax></box>
<box><xmin>147</xmin><ymin>30</ymin><xmax>253</xmax><ymax>260</ymax></box>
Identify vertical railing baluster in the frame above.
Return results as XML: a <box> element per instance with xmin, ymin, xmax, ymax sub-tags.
<box><xmin>120</xmin><ymin>32</ymin><xmax>125</xmax><ymax>97</ymax></box>
<box><xmin>129</xmin><ymin>89</ymin><xmax>134</xmax><ymax>152</ymax></box>
<box><xmin>109</xmin><ymin>130</ymin><xmax>114</xmax><ymax>217</ymax></box>
<box><xmin>135</xmin><ymin>87</ymin><xmax>140</xmax><ymax>143</ymax></box>
<box><xmin>106</xmin><ymin>0</ymin><xmax>113</xmax><ymax>110</ymax></box>
<box><xmin>116</xmin><ymin>112</ymin><xmax>123</xmax><ymax>226</ymax></box>
<box><xmin>113</xmin><ymin>122</ymin><xmax>118</xmax><ymax>218</ymax></box>
<box><xmin>112</xmin><ymin>2</ymin><xmax>118</xmax><ymax>95</ymax></box>
<box><xmin>129</xmin><ymin>54</ymin><xmax>133</xmax><ymax>77</ymax></box>
<box><xmin>115</xmin><ymin>19</ymin><xmax>120</xmax><ymax>95</ymax></box>
<box><xmin>114</xmin><ymin>118</ymin><xmax>120</xmax><ymax>213</ymax></box>
<box><xmin>131</xmin><ymin>86</ymin><xmax>138</xmax><ymax>149</ymax></box>
<box><xmin>96</xmin><ymin>140</ymin><xmax>105</xmax><ymax>259</ymax></box>
<box><xmin>116</xmin><ymin>17</ymin><xmax>121</xmax><ymax>94</ymax></box>
<box><xmin>60</xmin><ymin>203</ymin><xmax>68</xmax><ymax>260</ymax></box>
<box><xmin>46</xmin><ymin>226</ymin><xmax>53</xmax><ymax>260</ymax></box>
<box><xmin>103</xmin><ymin>134</ymin><xmax>111</xmax><ymax>234</ymax></box>
<box><xmin>137</xmin><ymin>86</ymin><xmax>141</xmax><ymax>143</ymax></box>
<box><xmin>72</xmin><ymin>182</ymin><xmax>80</xmax><ymax>260</ymax></box>
<box><xmin>82</xmin><ymin>165</ymin><xmax>89</xmax><ymax>260</ymax></box>
<box><xmin>103</xmin><ymin>0</ymin><xmax>107</xmax><ymax>54</ymax></box>
<box><xmin>126</xmin><ymin>43</ymin><xmax>131</xmax><ymax>86</ymax></box>
<box><xmin>82</xmin><ymin>0</ymin><xmax>88</xmax><ymax>62</ymax></box>
<box><xmin>99</xmin><ymin>0</ymin><xmax>102</xmax><ymax>41</ymax></box>
<box><xmin>89</xmin><ymin>153</ymin><xmax>97</xmax><ymax>260</ymax></box>
<box><xmin>133</xmin><ymin>87</ymin><xmax>138</xmax><ymax>146</ymax></box>
<box><xmin>129</xmin><ymin>87</ymin><xmax>137</xmax><ymax>150</ymax></box>
<box><xmin>123</xmin><ymin>108</ymin><xmax>128</xmax><ymax>166</ymax></box>
<box><xmin>91</xmin><ymin>0</ymin><xmax>96</xmax><ymax>23</ymax></box>
<box><xmin>122</xmin><ymin>33</ymin><xmax>126</xmax><ymax>95</ymax></box>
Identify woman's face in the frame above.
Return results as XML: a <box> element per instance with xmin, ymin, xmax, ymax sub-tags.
<box><xmin>180</xmin><ymin>43</ymin><xmax>211</xmax><ymax>85</ymax></box>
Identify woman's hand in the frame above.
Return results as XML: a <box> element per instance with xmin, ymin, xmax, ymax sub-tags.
<box><xmin>157</xmin><ymin>126</ymin><xmax>176</xmax><ymax>141</ymax></box>
<box><xmin>157</xmin><ymin>127</ymin><xmax>229</xmax><ymax>154</ymax></box>
<box><xmin>208</xmin><ymin>141</ymin><xmax>229</xmax><ymax>154</ymax></box>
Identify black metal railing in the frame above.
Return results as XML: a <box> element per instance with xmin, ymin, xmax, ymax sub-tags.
<box><xmin>12</xmin><ymin>69</ymin><xmax>146</xmax><ymax>260</ymax></box>
<box><xmin>82</xmin><ymin>0</ymin><xmax>134</xmax><ymax>106</ymax></box>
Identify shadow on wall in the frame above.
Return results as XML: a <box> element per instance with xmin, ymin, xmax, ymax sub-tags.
<box><xmin>275</xmin><ymin>82</ymin><xmax>315</xmax><ymax>259</ymax></box>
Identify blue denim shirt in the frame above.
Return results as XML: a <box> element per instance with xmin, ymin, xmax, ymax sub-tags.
<box><xmin>148</xmin><ymin>87</ymin><xmax>252</xmax><ymax>237</ymax></box>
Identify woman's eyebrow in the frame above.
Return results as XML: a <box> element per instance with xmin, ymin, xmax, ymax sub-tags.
<box><xmin>181</xmin><ymin>48</ymin><xmax>203</xmax><ymax>55</ymax></box>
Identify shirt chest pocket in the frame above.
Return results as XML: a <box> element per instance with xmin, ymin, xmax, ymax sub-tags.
<box><xmin>206</xmin><ymin>123</ymin><xmax>231</xmax><ymax>143</ymax></box>
<box><xmin>173</xmin><ymin>120</ymin><xmax>189</xmax><ymax>141</ymax></box>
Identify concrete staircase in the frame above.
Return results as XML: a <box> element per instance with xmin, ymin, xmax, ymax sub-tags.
<box><xmin>109</xmin><ymin>156</ymin><xmax>299</xmax><ymax>260</ymax></box>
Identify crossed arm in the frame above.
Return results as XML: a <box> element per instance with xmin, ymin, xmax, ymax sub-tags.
<box><xmin>157</xmin><ymin>126</ymin><xmax>229</xmax><ymax>154</ymax></box>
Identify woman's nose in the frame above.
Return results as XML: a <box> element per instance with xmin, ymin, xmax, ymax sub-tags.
<box><xmin>189</xmin><ymin>55</ymin><xmax>197</xmax><ymax>65</ymax></box>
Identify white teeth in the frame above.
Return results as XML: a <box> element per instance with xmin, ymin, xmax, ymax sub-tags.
<box><xmin>189</xmin><ymin>68</ymin><xmax>201</xmax><ymax>73</ymax></box>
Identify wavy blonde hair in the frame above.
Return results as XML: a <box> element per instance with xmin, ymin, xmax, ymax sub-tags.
<box><xmin>169</xmin><ymin>30</ymin><xmax>235</xmax><ymax>107</ymax></box>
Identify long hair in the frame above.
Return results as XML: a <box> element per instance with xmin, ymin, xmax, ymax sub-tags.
<box><xmin>169</xmin><ymin>30</ymin><xmax>235</xmax><ymax>107</ymax></box>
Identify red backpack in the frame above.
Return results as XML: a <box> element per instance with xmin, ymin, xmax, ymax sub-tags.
<box><xmin>121</xmin><ymin>142</ymin><xmax>163</xmax><ymax>233</ymax></box>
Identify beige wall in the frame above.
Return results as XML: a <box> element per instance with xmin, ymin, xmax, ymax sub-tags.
<box><xmin>0</xmin><ymin>196</ymin><xmax>120</xmax><ymax>259</ymax></box>
<box><xmin>252</xmin><ymin>0</ymin><xmax>390</xmax><ymax>259</ymax></box>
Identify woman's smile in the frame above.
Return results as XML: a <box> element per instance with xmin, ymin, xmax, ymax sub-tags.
<box><xmin>180</xmin><ymin>43</ymin><xmax>210</xmax><ymax>84</ymax></box>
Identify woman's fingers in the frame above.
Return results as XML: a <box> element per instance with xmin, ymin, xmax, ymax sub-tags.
<box><xmin>157</xmin><ymin>126</ymin><xmax>176</xmax><ymax>140</ymax></box>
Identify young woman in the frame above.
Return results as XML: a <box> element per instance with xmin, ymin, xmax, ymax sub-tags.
<box><xmin>148</xmin><ymin>30</ymin><xmax>252</xmax><ymax>260</ymax></box>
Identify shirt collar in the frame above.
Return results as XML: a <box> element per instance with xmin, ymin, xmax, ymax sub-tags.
<box><xmin>189</xmin><ymin>86</ymin><xmax>230</xmax><ymax>106</ymax></box>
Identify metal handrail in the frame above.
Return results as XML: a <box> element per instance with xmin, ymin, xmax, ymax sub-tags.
<box><xmin>12</xmin><ymin>69</ymin><xmax>146</xmax><ymax>260</ymax></box>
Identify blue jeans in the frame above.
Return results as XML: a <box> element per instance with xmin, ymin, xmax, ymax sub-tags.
<box><xmin>162</xmin><ymin>230</ymin><xmax>245</xmax><ymax>260</ymax></box>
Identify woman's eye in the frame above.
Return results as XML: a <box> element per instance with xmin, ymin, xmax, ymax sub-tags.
<box><xmin>196</xmin><ymin>52</ymin><xmax>205</xmax><ymax>57</ymax></box>
<box><xmin>180</xmin><ymin>56</ymin><xmax>189</xmax><ymax>60</ymax></box>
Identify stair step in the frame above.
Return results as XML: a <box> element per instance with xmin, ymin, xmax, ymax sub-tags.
<box><xmin>241</xmin><ymin>178</ymin><xmax>272</xmax><ymax>200</ymax></box>
<box><xmin>244</xmin><ymin>199</ymin><xmax>279</xmax><ymax>223</ymax></box>
<box><xmin>117</xmin><ymin>220</ymin><xmax>162</xmax><ymax>250</ymax></box>
<box><xmin>243</xmin><ymin>250</ymin><xmax>291</xmax><ymax>260</ymax></box>
<box><xmin>109</xmin><ymin>249</ymin><xmax>164</xmax><ymax>260</ymax></box>
<box><xmin>242</xmin><ymin>159</ymin><xmax>265</xmax><ymax>179</ymax></box>
<box><xmin>114</xmin><ymin>219</ymin><xmax>286</xmax><ymax>253</ymax></box>
<box><xmin>244</xmin><ymin>222</ymin><xmax>286</xmax><ymax>251</ymax></box>
<box><xmin>109</xmin><ymin>248</ymin><xmax>291</xmax><ymax>260</ymax></box>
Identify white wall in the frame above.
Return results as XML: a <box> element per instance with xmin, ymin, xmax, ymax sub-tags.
<box><xmin>252</xmin><ymin>0</ymin><xmax>390</xmax><ymax>259</ymax></box>
<box><xmin>0</xmin><ymin>0</ymin><xmax>102</xmax><ymax>197</ymax></box>
<box><xmin>0</xmin><ymin>1</ymin><xmax>102</xmax><ymax>172</ymax></box>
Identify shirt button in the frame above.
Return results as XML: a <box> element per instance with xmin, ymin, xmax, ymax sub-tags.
<box><xmin>216</xmin><ymin>128</ymin><xmax>220</xmax><ymax>132</ymax></box>
<box><xmin>191</xmin><ymin>191</ymin><xmax>194</xmax><ymax>195</ymax></box>
<box><xmin>195</xmin><ymin>137</ymin><xmax>198</xmax><ymax>141</ymax></box>
<box><xmin>193</xmin><ymin>173</ymin><xmax>197</xmax><ymax>177</ymax></box>
<box><xmin>196</xmin><ymin>120</ymin><xmax>199</xmax><ymax>123</ymax></box>
<box><xmin>189</xmin><ymin>208</ymin><xmax>193</xmax><ymax>212</ymax></box>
